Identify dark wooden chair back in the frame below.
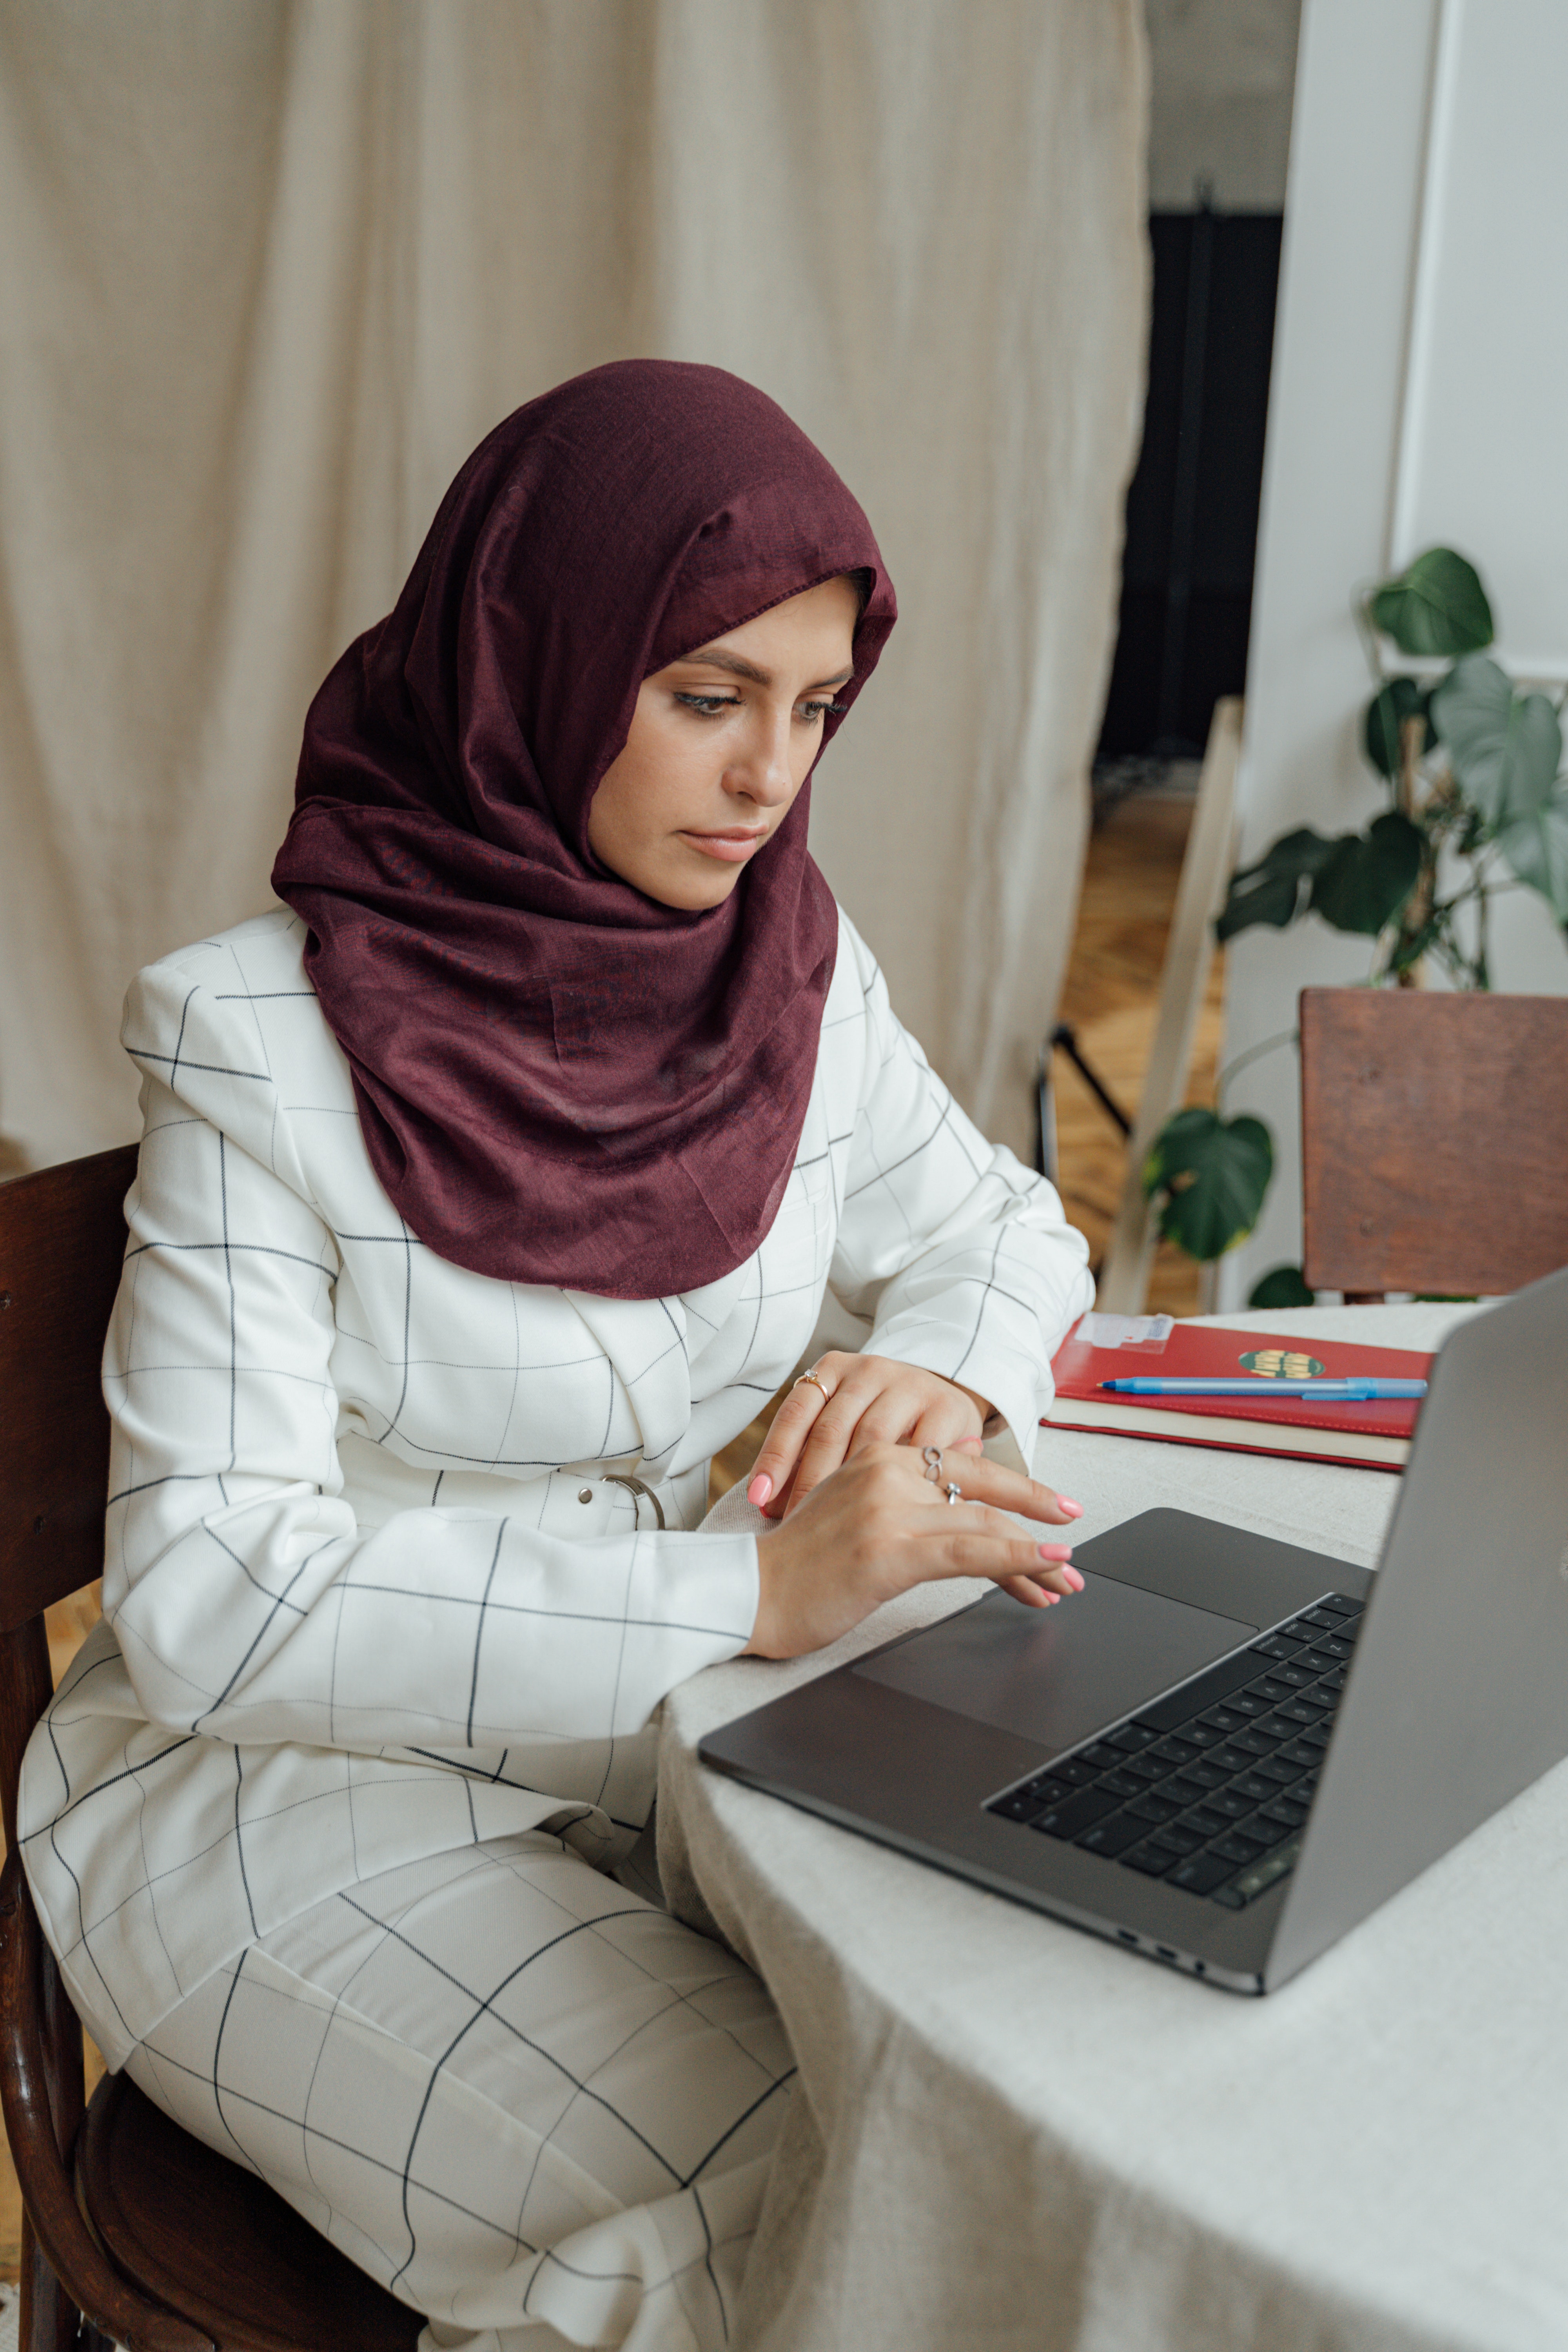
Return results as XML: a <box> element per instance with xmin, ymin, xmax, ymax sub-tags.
<box><xmin>1299</xmin><ymin>988</ymin><xmax>1568</xmax><ymax>1299</ymax></box>
<box><xmin>0</xmin><ymin>1147</ymin><xmax>421</xmax><ymax>2352</ymax></box>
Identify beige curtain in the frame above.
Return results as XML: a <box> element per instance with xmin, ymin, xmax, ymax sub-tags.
<box><xmin>0</xmin><ymin>0</ymin><xmax>1147</xmax><ymax>1170</ymax></box>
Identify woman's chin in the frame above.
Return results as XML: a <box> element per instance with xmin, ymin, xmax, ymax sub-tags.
<box><xmin>637</xmin><ymin>857</ymin><xmax>747</xmax><ymax>912</ymax></box>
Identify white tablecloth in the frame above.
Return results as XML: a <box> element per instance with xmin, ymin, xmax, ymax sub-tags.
<box><xmin>659</xmin><ymin>1308</ymin><xmax>1568</xmax><ymax>2352</ymax></box>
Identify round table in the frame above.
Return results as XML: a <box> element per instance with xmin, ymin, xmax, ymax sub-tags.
<box><xmin>658</xmin><ymin>1307</ymin><xmax>1568</xmax><ymax>2352</ymax></box>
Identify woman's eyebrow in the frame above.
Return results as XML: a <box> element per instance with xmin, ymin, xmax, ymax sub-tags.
<box><xmin>680</xmin><ymin>646</ymin><xmax>855</xmax><ymax>691</ymax></box>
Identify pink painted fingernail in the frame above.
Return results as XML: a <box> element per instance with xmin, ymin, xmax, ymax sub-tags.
<box><xmin>1057</xmin><ymin>1496</ymin><xmax>1085</xmax><ymax>1519</ymax></box>
<box><xmin>1064</xmin><ymin>1566</ymin><xmax>1085</xmax><ymax>1592</ymax></box>
<box><xmin>747</xmin><ymin>1472</ymin><xmax>773</xmax><ymax>1507</ymax></box>
<box><xmin>1037</xmin><ymin>1543</ymin><xmax>1074</xmax><ymax>1563</ymax></box>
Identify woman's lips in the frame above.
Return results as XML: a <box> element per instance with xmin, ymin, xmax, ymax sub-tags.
<box><xmin>679</xmin><ymin>828</ymin><xmax>768</xmax><ymax>863</ymax></box>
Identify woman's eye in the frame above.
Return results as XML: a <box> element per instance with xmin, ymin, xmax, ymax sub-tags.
<box><xmin>672</xmin><ymin>691</ymin><xmax>847</xmax><ymax>721</ymax></box>
<box><xmin>673</xmin><ymin>693</ymin><xmax>741</xmax><ymax>717</ymax></box>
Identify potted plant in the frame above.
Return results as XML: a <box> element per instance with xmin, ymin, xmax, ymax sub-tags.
<box><xmin>1140</xmin><ymin>547</ymin><xmax>1568</xmax><ymax>1303</ymax></box>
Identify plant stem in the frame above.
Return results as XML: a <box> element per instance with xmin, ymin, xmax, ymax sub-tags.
<box><xmin>1394</xmin><ymin>712</ymin><xmax>1433</xmax><ymax>987</ymax></box>
<box><xmin>1216</xmin><ymin>1027</ymin><xmax>1299</xmax><ymax>1116</ymax></box>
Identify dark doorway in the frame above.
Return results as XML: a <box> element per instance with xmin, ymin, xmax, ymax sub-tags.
<box><xmin>1096</xmin><ymin>207</ymin><xmax>1284</xmax><ymax>765</ymax></box>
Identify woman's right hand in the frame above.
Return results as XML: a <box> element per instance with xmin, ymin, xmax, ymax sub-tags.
<box><xmin>744</xmin><ymin>1443</ymin><xmax>1084</xmax><ymax>1660</ymax></box>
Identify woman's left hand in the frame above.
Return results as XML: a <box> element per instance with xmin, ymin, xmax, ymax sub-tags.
<box><xmin>745</xmin><ymin>1352</ymin><xmax>995</xmax><ymax>1520</ymax></box>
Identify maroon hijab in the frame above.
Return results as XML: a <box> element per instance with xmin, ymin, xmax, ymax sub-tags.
<box><xmin>272</xmin><ymin>360</ymin><xmax>896</xmax><ymax>1298</ymax></box>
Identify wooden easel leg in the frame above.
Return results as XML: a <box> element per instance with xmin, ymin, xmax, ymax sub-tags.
<box><xmin>1095</xmin><ymin>697</ymin><xmax>1243</xmax><ymax>1314</ymax></box>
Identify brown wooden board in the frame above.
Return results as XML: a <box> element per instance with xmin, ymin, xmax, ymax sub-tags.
<box><xmin>0</xmin><ymin>1145</ymin><xmax>138</xmax><ymax>1637</ymax></box>
<box><xmin>1300</xmin><ymin>989</ymin><xmax>1568</xmax><ymax>1298</ymax></box>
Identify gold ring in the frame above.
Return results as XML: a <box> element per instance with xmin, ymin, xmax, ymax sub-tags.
<box><xmin>794</xmin><ymin>1368</ymin><xmax>832</xmax><ymax>1401</ymax></box>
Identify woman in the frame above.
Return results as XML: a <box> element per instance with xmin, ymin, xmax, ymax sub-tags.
<box><xmin>21</xmin><ymin>361</ymin><xmax>1092</xmax><ymax>2352</ymax></box>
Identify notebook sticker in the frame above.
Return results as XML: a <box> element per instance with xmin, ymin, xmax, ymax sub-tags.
<box><xmin>1074</xmin><ymin>1313</ymin><xmax>1174</xmax><ymax>1352</ymax></box>
<box><xmin>1239</xmin><ymin>1347</ymin><xmax>1325</xmax><ymax>1379</ymax></box>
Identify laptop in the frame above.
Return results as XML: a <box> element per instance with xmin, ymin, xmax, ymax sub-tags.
<box><xmin>699</xmin><ymin>1264</ymin><xmax>1568</xmax><ymax>1993</ymax></box>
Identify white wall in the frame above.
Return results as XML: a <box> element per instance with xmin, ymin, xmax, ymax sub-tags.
<box><xmin>1221</xmin><ymin>0</ymin><xmax>1568</xmax><ymax>1303</ymax></box>
<box><xmin>1145</xmin><ymin>0</ymin><xmax>1301</xmax><ymax>209</ymax></box>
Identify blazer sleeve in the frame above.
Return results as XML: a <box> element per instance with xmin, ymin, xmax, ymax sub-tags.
<box><xmin>828</xmin><ymin>919</ymin><xmax>1094</xmax><ymax>1467</ymax></box>
<box><xmin>102</xmin><ymin>960</ymin><xmax>759</xmax><ymax>1755</ymax></box>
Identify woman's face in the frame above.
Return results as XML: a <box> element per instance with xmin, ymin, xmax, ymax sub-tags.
<box><xmin>587</xmin><ymin>573</ymin><xmax>860</xmax><ymax>910</ymax></box>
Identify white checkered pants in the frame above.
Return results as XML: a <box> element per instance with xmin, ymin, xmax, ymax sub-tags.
<box><xmin>122</xmin><ymin>1832</ymin><xmax>793</xmax><ymax>2351</ymax></box>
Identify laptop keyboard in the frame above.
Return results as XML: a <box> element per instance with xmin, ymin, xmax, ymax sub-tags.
<box><xmin>984</xmin><ymin>1593</ymin><xmax>1363</xmax><ymax>1907</ymax></box>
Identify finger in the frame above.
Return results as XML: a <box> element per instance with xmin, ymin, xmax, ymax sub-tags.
<box><xmin>926</xmin><ymin>1497</ymin><xmax>1069</xmax><ymax>1546</ymax></box>
<box><xmin>917</xmin><ymin>1519</ymin><xmax>1084</xmax><ymax>1595</ymax></box>
<box><xmin>996</xmin><ymin>1572</ymin><xmax>1061</xmax><ymax>1609</ymax></box>
<box><xmin>905</xmin><ymin>1487</ymin><xmax>1056</xmax><ymax>1548</ymax></box>
<box><xmin>908</xmin><ymin>1386</ymin><xmax>985</xmax><ymax>1439</ymax></box>
<box><xmin>841</xmin><ymin>1400</ymin><xmax>915</xmax><ymax>1452</ymax></box>
<box><xmin>985</xmin><ymin>1553</ymin><xmax>1081</xmax><ymax>1598</ymax></box>
<box><xmin>838</xmin><ymin>1370</ymin><xmax>986</xmax><ymax>1465</ymax></box>
<box><xmin>780</xmin><ymin>1363</ymin><xmax>905</xmax><ymax>1510</ymax></box>
<box><xmin>857</xmin><ymin>1378</ymin><xmax>931</xmax><ymax>1434</ymax></box>
<box><xmin>842</xmin><ymin>1392</ymin><xmax>928</xmax><ymax>1458</ymax></box>
<box><xmin>762</xmin><ymin>1456</ymin><xmax>803</xmax><ymax>1521</ymax></box>
<box><xmin>746</xmin><ymin>1377</ymin><xmax>831</xmax><ymax>1508</ymax></box>
<box><xmin>781</xmin><ymin>1398</ymin><xmax>862</xmax><ymax>1514</ymax></box>
<box><xmin>917</xmin><ymin>1453</ymin><xmax>1083</xmax><ymax>1528</ymax></box>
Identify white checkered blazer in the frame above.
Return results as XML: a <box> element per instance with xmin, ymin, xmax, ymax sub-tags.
<box><xmin>20</xmin><ymin>905</ymin><xmax>1092</xmax><ymax>2068</ymax></box>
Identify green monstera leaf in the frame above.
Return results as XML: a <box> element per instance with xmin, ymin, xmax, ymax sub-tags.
<box><xmin>1431</xmin><ymin>655</ymin><xmax>1563</xmax><ymax>828</ymax></box>
<box><xmin>1310</xmin><ymin>811</ymin><xmax>1424</xmax><ymax>935</ymax></box>
<box><xmin>1142</xmin><ymin>1108</ymin><xmax>1273</xmax><ymax>1263</ymax></box>
<box><xmin>1495</xmin><ymin>773</ymin><xmax>1568</xmax><ymax>924</ymax></box>
<box><xmin>1363</xmin><ymin>676</ymin><xmax>1434</xmax><ymax>779</ymax></box>
<box><xmin>1367</xmin><ymin>548</ymin><xmax>1494</xmax><ymax>658</ymax></box>
<box><xmin>1217</xmin><ymin>814</ymin><xmax>1421</xmax><ymax>944</ymax></box>
<box><xmin>1216</xmin><ymin>829</ymin><xmax>1338</xmax><ymax>941</ymax></box>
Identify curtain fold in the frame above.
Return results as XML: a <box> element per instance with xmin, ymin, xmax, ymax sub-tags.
<box><xmin>0</xmin><ymin>0</ymin><xmax>1147</xmax><ymax>1169</ymax></box>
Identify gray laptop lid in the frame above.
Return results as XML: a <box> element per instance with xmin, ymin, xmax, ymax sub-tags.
<box><xmin>1267</xmin><ymin>1265</ymin><xmax>1568</xmax><ymax>1987</ymax></box>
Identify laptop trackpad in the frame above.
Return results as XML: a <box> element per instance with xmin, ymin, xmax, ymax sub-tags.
<box><xmin>853</xmin><ymin>1570</ymin><xmax>1258</xmax><ymax>1758</ymax></box>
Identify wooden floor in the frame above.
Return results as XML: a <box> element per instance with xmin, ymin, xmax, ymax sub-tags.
<box><xmin>0</xmin><ymin>784</ymin><xmax>1220</xmax><ymax>2281</ymax></box>
<box><xmin>1051</xmin><ymin>785</ymin><xmax>1225</xmax><ymax>1318</ymax></box>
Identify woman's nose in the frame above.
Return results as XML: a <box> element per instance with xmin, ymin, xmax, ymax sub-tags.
<box><xmin>726</xmin><ymin>705</ymin><xmax>796</xmax><ymax>804</ymax></box>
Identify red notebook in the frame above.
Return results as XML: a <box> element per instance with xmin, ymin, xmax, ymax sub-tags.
<box><xmin>1043</xmin><ymin>1312</ymin><xmax>1432</xmax><ymax>1471</ymax></box>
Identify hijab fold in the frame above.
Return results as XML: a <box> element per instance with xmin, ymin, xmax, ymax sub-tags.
<box><xmin>272</xmin><ymin>360</ymin><xmax>895</xmax><ymax>1298</ymax></box>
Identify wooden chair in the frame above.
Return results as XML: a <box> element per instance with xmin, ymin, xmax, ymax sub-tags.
<box><xmin>1299</xmin><ymin>988</ymin><xmax>1568</xmax><ymax>1299</ymax></box>
<box><xmin>0</xmin><ymin>1145</ymin><xmax>423</xmax><ymax>2352</ymax></box>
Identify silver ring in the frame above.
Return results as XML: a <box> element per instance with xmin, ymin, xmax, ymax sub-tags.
<box><xmin>944</xmin><ymin>1481</ymin><xmax>963</xmax><ymax>1506</ymax></box>
<box><xmin>922</xmin><ymin>1445</ymin><xmax>944</xmax><ymax>1484</ymax></box>
<box><xmin>794</xmin><ymin>1368</ymin><xmax>831</xmax><ymax>1402</ymax></box>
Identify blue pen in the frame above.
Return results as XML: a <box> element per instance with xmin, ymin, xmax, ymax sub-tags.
<box><xmin>1099</xmin><ymin>1376</ymin><xmax>1428</xmax><ymax>1399</ymax></box>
